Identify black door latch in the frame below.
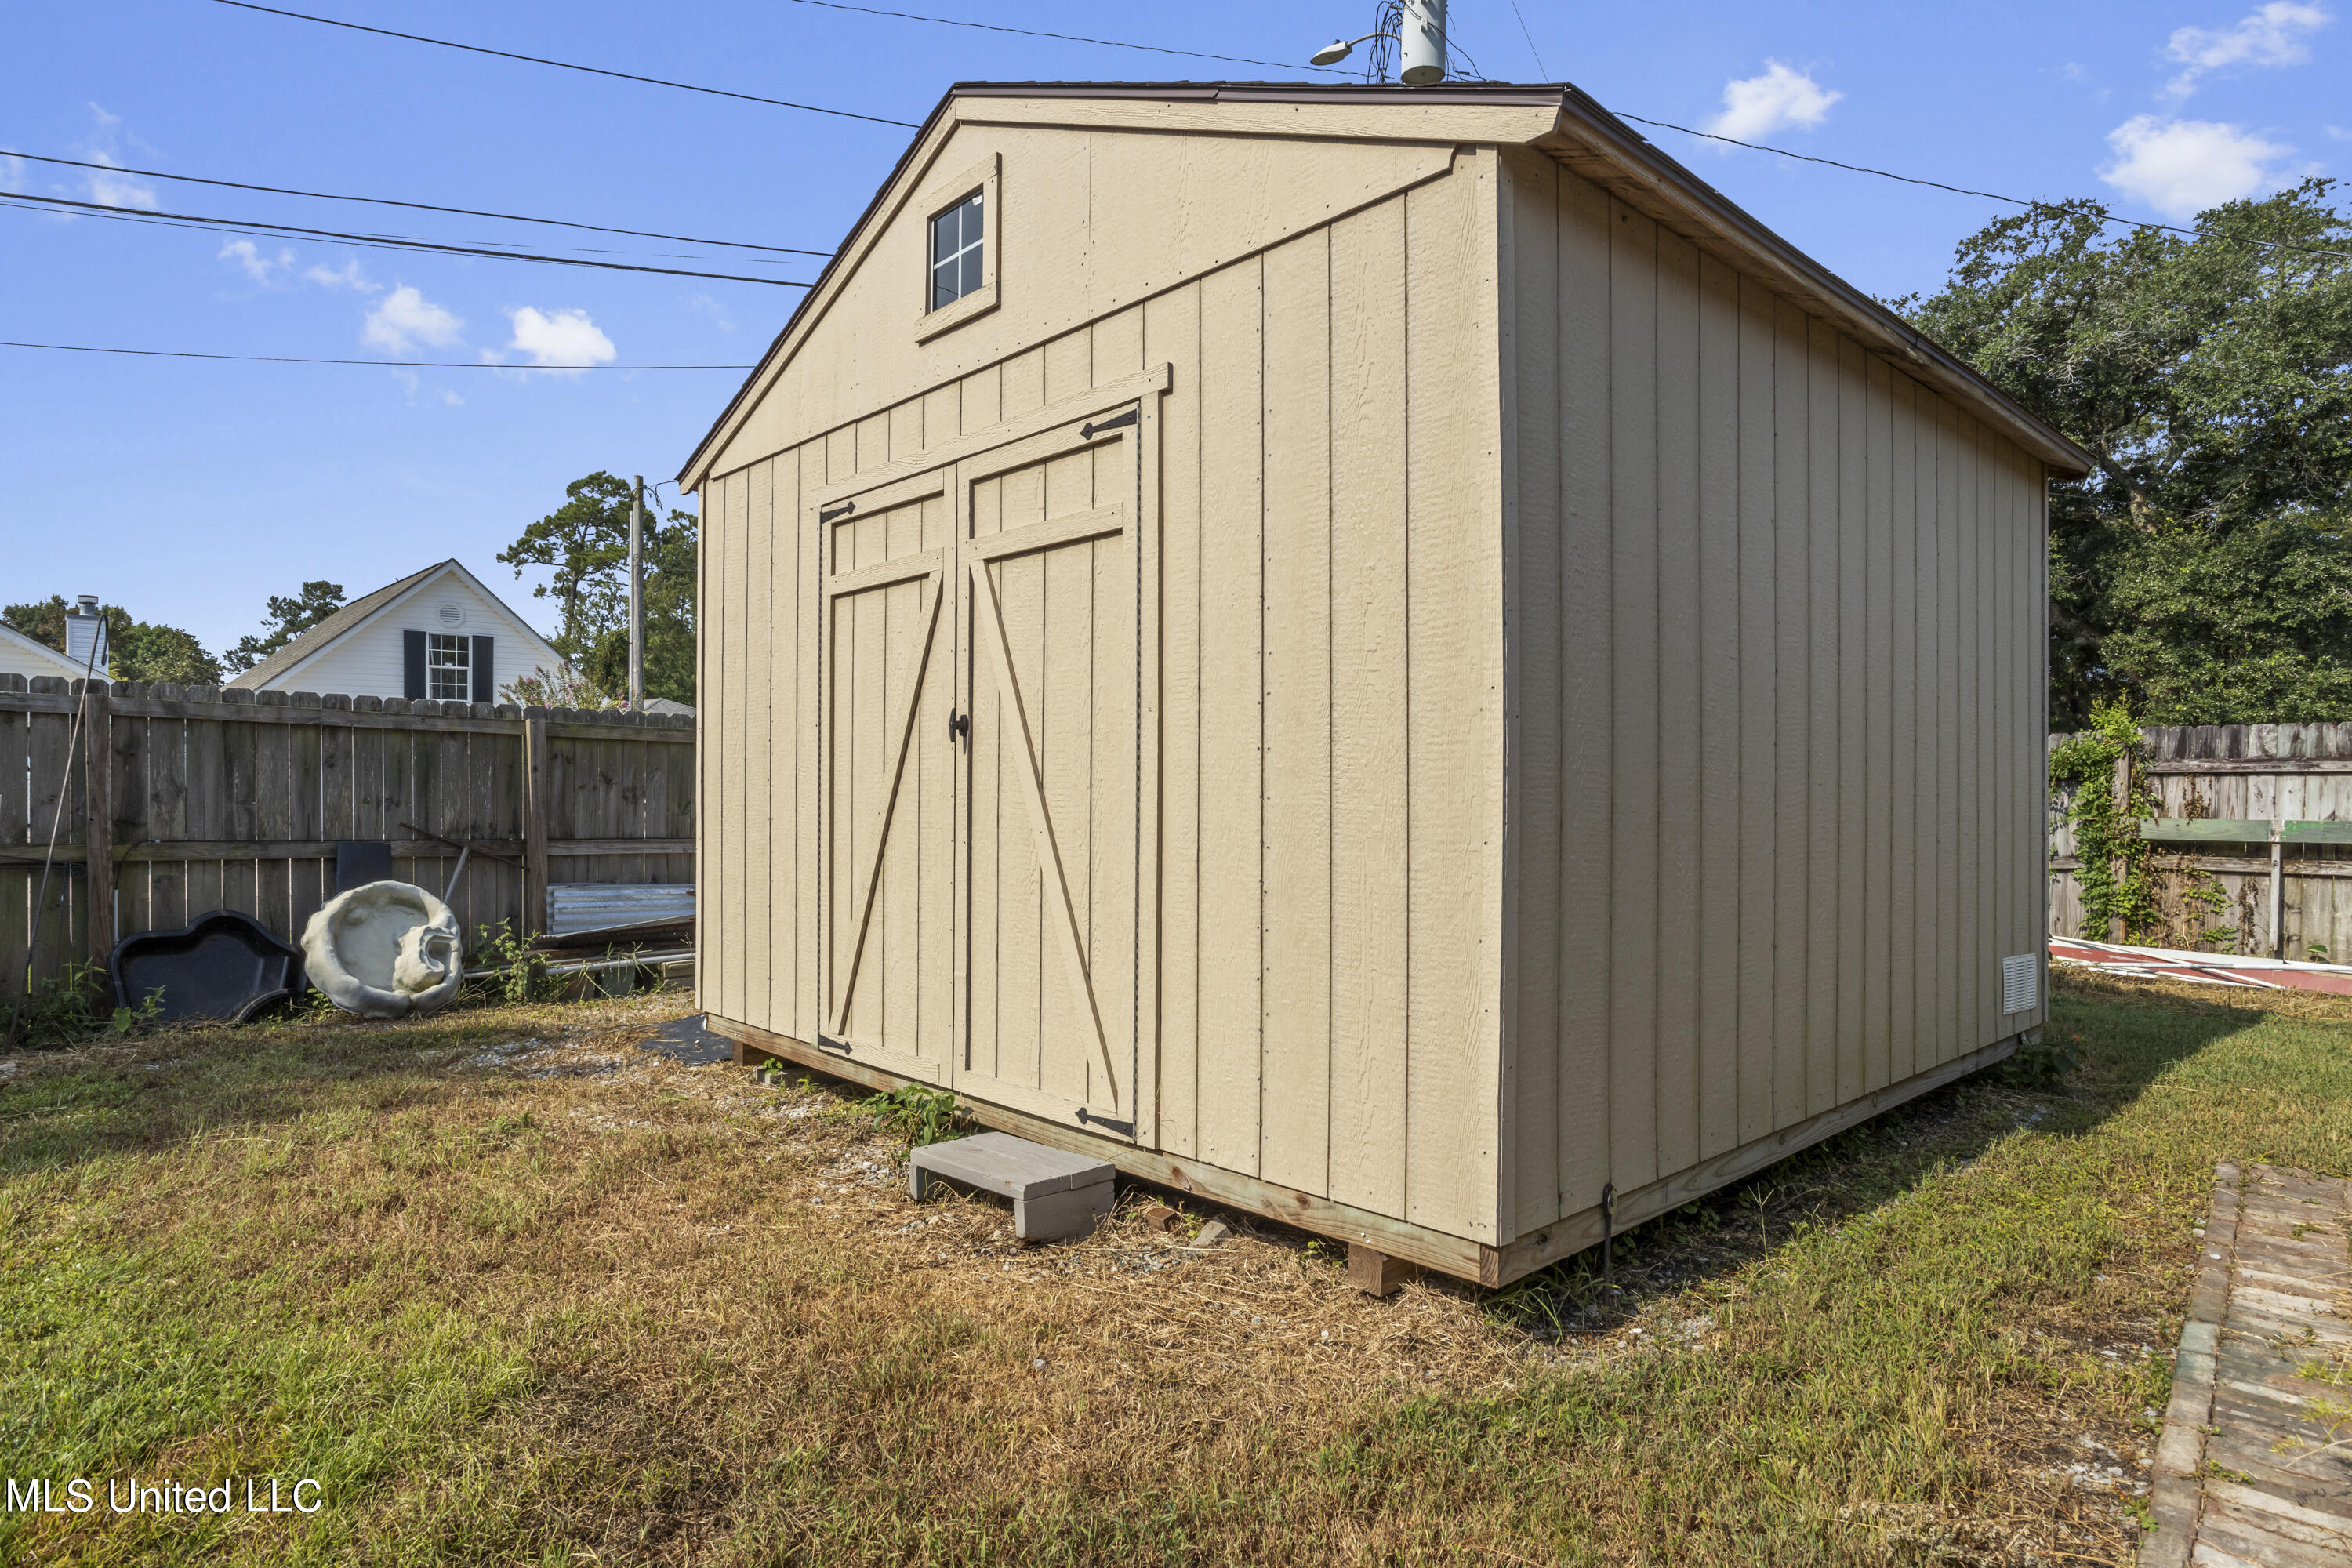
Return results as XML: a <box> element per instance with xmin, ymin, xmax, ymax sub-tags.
<box><xmin>948</xmin><ymin>710</ymin><xmax>970</xmax><ymax>741</ymax></box>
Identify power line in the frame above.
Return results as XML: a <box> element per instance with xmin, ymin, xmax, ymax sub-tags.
<box><xmin>0</xmin><ymin>191</ymin><xmax>816</xmax><ymax>285</ymax></box>
<box><xmin>1504</xmin><ymin>0</ymin><xmax>1548</xmax><ymax>80</ymax></box>
<box><xmin>212</xmin><ymin>0</ymin><xmax>920</xmax><ymax>128</ymax></box>
<box><xmin>0</xmin><ymin>340</ymin><xmax>754</xmax><ymax>368</ymax></box>
<box><xmin>1613</xmin><ymin>112</ymin><xmax>2352</xmax><ymax>263</ymax></box>
<box><xmin>777</xmin><ymin>0</ymin><xmax>1348</xmax><ymax>75</ymax></box>
<box><xmin>5</xmin><ymin>151</ymin><xmax>833</xmax><ymax>258</ymax></box>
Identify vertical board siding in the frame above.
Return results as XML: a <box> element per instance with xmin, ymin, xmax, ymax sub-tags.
<box><xmin>698</xmin><ymin>134</ymin><xmax>2055</xmax><ymax>1258</ymax></box>
<box><xmin>1259</xmin><ymin>228</ymin><xmax>1334</xmax><ymax>1195</ymax></box>
<box><xmin>1145</xmin><ymin>283</ymin><xmax>1203</xmax><ymax>1159</ymax></box>
<box><xmin>746</xmin><ymin>459</ymin><xmax>775</xmax><ymax>1037</ymax></box>
<box><xmin>1501</xmin><ymin>149</ymin><xmax>1562</xmax><ymax>1237</ymax></box>
<box><xmin>1329</xmin><ymin>201</ymin><xmax>1412</xmax><ymax>1219</ymax></box>
<box><xmin>695</xmin><ymin>166</ymin><xmax>1506</xmax><ymax>1239</ymax></box>
<box><xmin>1606</xmin><ymin>198</ymin><xmax>1662</xmax><ymax>1197</ymax></box>
<box><xmin>1501</xmin><ymin>158</ymin><xmax>2049</xmax><ymax>1246</ymax></box>
<box><xmin>1653</xmin><ymin>229</ymin><xmax>1702</xmax><ymax>1182</ymax></box>
<box><xmin>1403</xmin><ymin>161</ymin><xmax>1502</xmax><ymax>1241</ymax></box>
<box><xmin>1694</xmin><ymin>254</ymin><xmax>1744</xmax><ymax>1164</ymax></box>
<box><xmin>1194</xmin><ymin>256</ymin><xmax>1267</xmax><ymax>1178</ymax></box>
<box><xmin>1552</xmin><ymin>164</ymin><xmax>1616</xmax><ymax>1221</ymax></box>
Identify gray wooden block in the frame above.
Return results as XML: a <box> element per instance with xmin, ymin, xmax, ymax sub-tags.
<box><xmin>909</xmin><ymin>1132</ymin><xmax>1116</xmax><ymax>1241</ymax></box>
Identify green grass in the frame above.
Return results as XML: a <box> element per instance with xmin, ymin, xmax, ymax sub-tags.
<box><xmin>1</xmin><ymin>974</ymin><xmax>2348</xmax><ymax>1564</ymax></box>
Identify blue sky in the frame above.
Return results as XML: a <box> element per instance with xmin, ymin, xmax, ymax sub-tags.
<box><xmin>5</xmin><ymin>0</ymin><xmax>2343</xmax><ymax>657</ymax></box>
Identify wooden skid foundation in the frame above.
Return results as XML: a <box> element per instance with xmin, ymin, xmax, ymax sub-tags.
<box><xmin>708</xmin><ymin>1014</ymin><xmax>2029</xmax><ymax>1287</ymax></box>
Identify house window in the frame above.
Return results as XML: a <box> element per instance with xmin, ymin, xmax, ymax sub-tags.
<box><xmin>426</xmin><ymin>633</ymin><xmax>471</xmax><ymax>701</ymax></box>
<box><xmin>930</xmin><ymin>191</ymin><xmax>984</xmax><ymax>311</ymax></box>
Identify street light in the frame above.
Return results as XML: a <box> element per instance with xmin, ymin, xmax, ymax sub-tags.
<box><xmin>1310</xmin><ymin>31</ymin><xmax>1390</xmax><ymax>66</ymax></box>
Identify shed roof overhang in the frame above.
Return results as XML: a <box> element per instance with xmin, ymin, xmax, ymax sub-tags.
<box><xmin>677</xmin><ymin>81</ymin><xmax>2090</xmax><ymax>491</ymax></box>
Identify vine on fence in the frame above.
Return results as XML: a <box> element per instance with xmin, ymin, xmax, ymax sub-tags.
<box><xmin>2049</xmin><ymin>699</ymin><xmax>2165</xmax><ymax>942</ymax></box>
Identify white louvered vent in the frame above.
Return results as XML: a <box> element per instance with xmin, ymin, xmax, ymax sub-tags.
<box><xmin>2002</xmin><ymin>953</ymin><xmax>2039</xmax><ymax>1015</ymax></box>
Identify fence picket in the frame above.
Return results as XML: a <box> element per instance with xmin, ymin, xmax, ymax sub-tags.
<box><xmin>0</xmin><ymin>684</ymin><xmax>693</xmax><ymax>997</ymax></box>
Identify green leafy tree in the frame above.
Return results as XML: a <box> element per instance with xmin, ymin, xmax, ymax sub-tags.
<box><xmin>1900</xmin><ymin>179</ymin><xmax>2352</xmax><ymax>727</ymax></box>
<box><xmin>2</xmin><ymin>597</ymin><xmax>223</xmax><ymax>684</ymax></box>
<box><xmin>222</xmin><ymin>581</ymin><xmax>345</xmax><ymax>672</ymax></box>
<box><xmin>499</xmin><ymin>470</ymin><xmax>697</xmax><ymax>706</ymax></box>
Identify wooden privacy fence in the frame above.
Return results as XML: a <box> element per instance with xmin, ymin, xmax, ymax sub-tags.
<box><xmin>2</xmin><ymin>674</ymin><xmax>693</xmax><ymax>1000</ymax></box>
<box><xmin>2049</xmin><ymin>723</ymin><xmax>2352</xmax><ymax>960</ymax></box>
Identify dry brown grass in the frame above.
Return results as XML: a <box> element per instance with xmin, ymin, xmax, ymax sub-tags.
<box><xmin>4</xmin><ymin>971</ymin><xmax>2349</xmax><ymax>1563</ymax></box>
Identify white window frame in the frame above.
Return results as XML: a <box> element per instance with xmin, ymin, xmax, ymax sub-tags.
<box><xmin>915</xmin><ymin>153</ymin><xmax>1000</xmax><ymax>343</ymax></box>
<box><xmin>426</xmin><ymin>631</ymin><xmax>471</xmax><ymax>702</ymax></box>
<box><xmin>929</xmin><ymin>191</ymin><xmax>985</xmax><ymax>312</ymax></box>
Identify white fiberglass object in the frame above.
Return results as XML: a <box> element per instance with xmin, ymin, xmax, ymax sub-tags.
<box><xmin>301</xmin><ymin>880</ymin><xmax>465</xmax><ymax>1018</ymax></box>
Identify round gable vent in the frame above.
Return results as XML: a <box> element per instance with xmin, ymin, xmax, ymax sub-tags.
<box><xmin>437</xmin><ymin>603</ymin><xmax>463</xmax><ymax>626</ymax></box>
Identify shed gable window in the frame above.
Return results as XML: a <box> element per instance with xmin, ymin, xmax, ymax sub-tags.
<box><xmin>426</xmin><ymin>632</ymin><xmax>470</xmax><ymax>701</ymax></box>
<box><xmin>929</xmin><ymin>191</ymin><xmax>984</xmax><ymax>311</ymax></box>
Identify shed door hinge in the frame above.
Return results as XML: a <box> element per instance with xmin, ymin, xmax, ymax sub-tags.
<box><xmin>819</xmin><ymin>500</ymin><xmax>856</xmax><ymax>524</ymax></box>
<box><xmin>816</xmin><ymin>1033</ymin><xmax>851</xmax><ymax>1055</ymax></box>
<box><xmin>1080</xmin><ymin>408</ymin><xmax>1138</xmax><ymax>441</ymax></box>
<box><xmin>1076</xmin><ymin>1106</ymin><xmax>1133</xmax><ymax>1136</ymax></box>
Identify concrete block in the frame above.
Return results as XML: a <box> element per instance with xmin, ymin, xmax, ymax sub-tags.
<box><xmin>908</xmin><ymin>1132</ymin><xmax>1116</xmax><ymax>1242</ymax></box>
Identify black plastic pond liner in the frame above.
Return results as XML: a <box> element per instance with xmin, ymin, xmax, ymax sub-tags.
<box><xmin>108</xmin><ymin>911</ymin><xmax>307</xmax><ymax>1025</ymax></box>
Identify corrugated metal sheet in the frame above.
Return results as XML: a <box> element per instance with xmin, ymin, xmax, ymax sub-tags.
<box><xmin>546</xmin><ymin>883</ymin><xmax>695</xmax><ymax>935</ymax></box>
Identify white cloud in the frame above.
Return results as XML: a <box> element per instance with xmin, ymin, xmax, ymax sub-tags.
<box><xmin>83</xmin><ymin>154</ymin><xmax>158</xmax><ymax>211</ymax></box>
<box><xmin>390</xmin><ymin>368</ymin><xmax>466</xmax><ymax>406</ymax></box>
<box><xmin>362</xmin><ymin>285</ymin><xmax>465</xmax><ymax>355</ymax></box>
<box><xmin>1704</xmin><ymin>60</ymin><xmax>1842</xmax><ymax>143</ymax></box>
<box><xmin>218</xmin><ymin>238</ymin><xmax>294</xmax><ymax>284</ymax></box>
<box><xmin>73</xmin><ymin>106</ymin><xmax>159</xmax><ymax>209</ymax></box>
<box><xmin>305</xmin><ymin>257</ymin><xmax>379</xmax><ymax>292</ymax></box>
<box><xmin>2100</xmin><ymin>114</ymin><xmax>2296</xmax><ymax>216</ymax></box>
<box><xmin>2329</xmin><ymin>124</ymin><xmax>2352</xmax><ymax>140</ymax></box>
<box><xmin>499</xmin><ymin>307</ymin><xmax>615</xmax><ymax>373</ymax></box>
<box><xmin>2165</xmin><ymin>2</ymin><xmax>2330</xmax><ymax>96</ymax></box>
<box><xmin>684</xmin><ymin>292</ymin><xmax>734</xmax><ymax>332</ymax></box>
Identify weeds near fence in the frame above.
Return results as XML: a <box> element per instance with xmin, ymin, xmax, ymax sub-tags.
<box><xmin>3</xmin><ymin>961</ymin><xmax>162</xmax><ymax>1050</ymax></box>
<box><xmin>469</xmin><ymin>921</ymin><xmax>552</xmax><ymax>1007</ymax></box>
<box><xmin>2049</xmin><ymin>699</ymin><xmax>2164</xmax><ymax>940</ymax></box>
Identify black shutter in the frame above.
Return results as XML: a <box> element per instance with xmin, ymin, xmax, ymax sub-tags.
<box><xmin>471</xmin><ymin>635</ymin><xmax>494</xmax><ymax>702</ymax></box>
<box><xmin>402</xmin><ymin>630</ymin><xmax>426</xmax><ymax>700</ymax></box>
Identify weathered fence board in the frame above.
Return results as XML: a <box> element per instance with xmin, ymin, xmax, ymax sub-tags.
<box><xmin>2050</xmin><ymin>723</ymin><xmax>2352</xmax><ymax>960</ymax></box>
<box><xmin>2</xmin><ymin>675</ymin><xmax>694</xmax><ymax>1000</ymax></box>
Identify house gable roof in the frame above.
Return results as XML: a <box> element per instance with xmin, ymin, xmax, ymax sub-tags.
<box><xmin>677</xmin><ymin>80</ymin><xmax>2089</xmax><ymax>488</ymax></box>
<box><xmin>0</xmin><ymin>620</ymin><xmax>86</xmax><ymax>679</ymax></box>
<box><xmin>225</xmin><ymin>560</ymin><xmax>563</xmax><ymax>691</ymax></box>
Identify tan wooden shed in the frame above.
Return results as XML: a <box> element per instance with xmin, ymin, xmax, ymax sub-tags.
<box><xmin>678</xmin><ymin>81</ymin><xmax>2092</xmax><ymax>1287</ymax></box>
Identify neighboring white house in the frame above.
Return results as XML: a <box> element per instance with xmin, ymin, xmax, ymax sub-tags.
<box><xmin>226</xmin><ymin>559</ymin><xmax>566</xmax><ymax>702</ymax></box>
<box><xmin>0</xmin><ymin>619</ymin><xmax>88</xmax><ymax>682</ymax></box>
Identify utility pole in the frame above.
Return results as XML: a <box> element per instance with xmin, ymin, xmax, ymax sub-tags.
<box><xmin>628</xmin><ymin>474</ymin><xmax>645</xmax><ymax>710</ymax></box>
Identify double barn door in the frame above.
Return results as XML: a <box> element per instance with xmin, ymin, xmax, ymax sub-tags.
<box><xmin>816</xmin><ymin>395</ymin><xmax>1149</xmax><ymax>1139</ymax></box>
